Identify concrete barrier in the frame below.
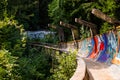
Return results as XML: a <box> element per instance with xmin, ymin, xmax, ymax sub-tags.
<box><xmin>84</xmin><ymin>58</ymin><xmax>120</xmax><ymax>80</ymax></box>
<box><xmin>70</xmin><ymin>57</ymin><xmax>120</xmax><ymax>80</ymax></box>
<box><xmin>70</xmin><ymin>57</ymin><xmax>86</xmax><ymax>80</ymax></box>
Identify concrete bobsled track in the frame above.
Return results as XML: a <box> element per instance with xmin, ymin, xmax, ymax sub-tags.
<box><xmin>59</xmin><ymin>30</ymin><xmax>120</xmax><ymax>80</ymax></box>
<box><xmin>70</xmin><ymin>57</ymin><xmax>86</xmax><ymax>80</ymax></box>
<box><xmin>30</xmin><ymin>30</ymin><xmax>120</xmax><ymax>80</ymax></box>
<box><xmin>70</xmin><ymin>56</ymin><xmax>120</xmax><ymax>80</ymax></box>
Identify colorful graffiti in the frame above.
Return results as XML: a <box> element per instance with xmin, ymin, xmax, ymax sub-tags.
<box><xmin>78</xmin><ymin>30</ymin><xmax>120</xmax><ymax>65</ymax></box>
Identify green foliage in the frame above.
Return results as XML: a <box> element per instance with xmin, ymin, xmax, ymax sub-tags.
<box><xmin>2</xmin><ymin>0</ymin><xmax>120</xmax><ymax>79</ymax></box>
<box><xmin>41</xmin><ymin>34</ymin><xmax>58</xmax><ymax>43</ymax></box>
<box><xmin>4</xmin><ymin>0</ymin><xmax>39</xmax><ymax>30</ymax></box>
<box><xmin>0</xmin><ymin>17</ymin><xmax>26</xmax><ymax>79</ymax></box>
<box><xmin>0</xmin><ymin>49</ymin><xmax>19</xmax><ymax>79</ymax></box>
<box><xmin>18</xmin><ymin>47</ymin><xmax>52</xmax><ymax>80</ymax></box>
<box><xmin>49</xmin><ymin>1</ymin><xmax>66</xmax><ymax>25</ymax></box>
<box><xmin>100</xmin><ymin>22</ymin><xmax>112</xmax><ymax>34</ymax></box>
<box><xmin>48</xmin><ymin>0</ymin><xmax>59</xmax><ymax>18</ymax></box>
<box><xmin>0</xmin><ymin>16</ymin><xmax>76</xmax><ymax>80</ymax></box>
<box><xmin>49</xmin><ymin>51</ymin><xmax>77</xmax><ymax>80</ymax></box>
<box><xmin>17</xmin><ymin>46</ymin><xmax>77</xmax><ymax>80</ymax></box>
<box><xmin>77</xmin><ymin>0</ymin><xmax>119</xmax><ymax>34</ymax></box>
<box><xmin>39</xmin><ymin>0</ymin><xmax>52</xmax><ymax>28</ymax></box>
<box><xmin>0</xmin><ymin>18</ymin><xmax>25</xmax><ymax>57</ymax></box>
<box><xmin>80</xmin><ymin>25</ymin><xmax>90</xmax><ymax>39</ymax></box>
<box><xmin>0</xmin><ymin>0</ymin><xmax>79</xmax><ymax>80</ymax></box>
<box><xmin>48</xmin><ymin>0</ymin><xmax>120</xmax><ymax>38</ymax></box>
<box><xmin>0</xmin><ymin>0</ymin><xmax>8</xmax><ymax>20</ymax></box>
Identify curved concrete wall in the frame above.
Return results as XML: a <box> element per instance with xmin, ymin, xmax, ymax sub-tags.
<box><xmin>70</xmin><ymin>57</ymin><xmax>86</xmax><ymax>80</ymax></box>
<box><xmin>70</xmin><ymin>30</ymin><xmax>120</xmax><ymax>79</ymax></box>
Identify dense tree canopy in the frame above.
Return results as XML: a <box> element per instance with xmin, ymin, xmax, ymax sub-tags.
<box><xmin>48</xmin><ymin>0</ymin><xmax>120</xmax><ymax>37</ymax></box>
<box><xmin>0</xmin><ymin>0</ymin><xmax>40</xmax><ymax>30</ymax></box>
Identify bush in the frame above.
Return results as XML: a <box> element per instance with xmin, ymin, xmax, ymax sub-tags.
<box><xmin>18</xmin><ymin>47</ymin><xmax>52</xmax><ymax>80</ymax></box>
<box><xmin>48</xmin><ymin>51</ymin><xmax>77</xmax><ymax>80</ymax></box>
<box><xmin>0</xmin><ymin>18</ymin><xmax>26</xmax><ymax>79</ymax></box>
<box><xmin>0</xmin><ymin>18</ymin><xmax>26</xmax><ymax>57</ymax></box>
<box><xmin>0</xmin><ymin>49</ymin><xmax>19</xmax><ymax>79</ymax></box>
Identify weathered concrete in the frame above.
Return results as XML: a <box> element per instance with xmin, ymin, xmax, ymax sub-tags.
<box><xmin>30</xmin><ymin>38</ymin><xmax>120</xmax><ymax>80</ymax></box>
<box><xmin>70</xmin><ymin>58</ymin><xmax>86</xmax><ymax>80</ymax></box>
<box><xmin>70</xmin><ymin>56</ymin><xmax>120</xmax><ymax>80</ymax></box>
<box><xmin>83</xmin><ymin>58</ymin><xmax>120</xmax><ymax>80</ymax></box>
<box><xmin>59</xmin><ymin>39</ymin><xmax>120</xmax><ymax>80</ymax></box>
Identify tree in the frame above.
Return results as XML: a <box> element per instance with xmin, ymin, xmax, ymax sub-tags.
<box><xmin>48</xmin><ymin>51</ymin><xmax>77</xmax><ymax>80</ymax></box>
<box><xmin>40</xmin><ymin>0</ymin><xmax>52</xmax><ymax>29</ymax></box>
<box><xmin>48</xmin><ymin>0</ymin><xmax>120</xmax><ymax>39</ymax></box>
<box><xmin>5</xmin><ymin>0</ymin><xmax>39</xmax><ymax>30</ymax></box>
<box><xmin>0</xmin><ymin>0</ymin><xmax>8</xmax><ymax>20</ymax></box>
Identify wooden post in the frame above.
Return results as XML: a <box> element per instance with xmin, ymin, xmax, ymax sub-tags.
<box><xmin>75</xmin><ymin>18</ymin><xmax>96</xmax><ymax>36</ymax></box>
<box><xmin>48</xmin><ymin>24</ymin><xmax>65</xmax><ymax>42</ymax></box>
<box><xmin>29</xmin><ymin>42</ymin><xmax>68</xmax><ymax>52</ymax></box>
<box><xmin>60</xmin><ymin>21</ymin><xmax>78</xmax><ymax>30</ymax></box>
<box><xmin>60</xmin><ymin>21</ymin><xmax>79</xmax><ymax>48</ymax></box>
<box><xmin>90</xmin><ymin>28</ymin><xmax>93</xmax><ymax>37</ymax></box>
<box><xmin>116</xmin><ymin>26</ymin><xmax>120</xmax><ymax>30</ymax></box>
<box><xmin>48</xmin><ymin>24</ymin><xmax>57</xmax><ymax>29</ymax></box>
<box><xmin>59</xmin><ymin>21</ymin><xmax>79</xmax><ymax>39</ymax></box>
<box><xmin>91</xmin><ymin>8</ymin><xmax>120</xmax><ymax>24</ymax></box>
<box><xmin>75</xmin><ymin>18</ymin><xmax>96</xmax><ymax>28</ymax></box>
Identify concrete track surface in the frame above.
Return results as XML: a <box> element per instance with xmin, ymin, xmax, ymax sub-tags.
<box><xmin>70</xmin><ymin>57</ymin><xmax>120</xmax><ymax>80</ymax></box>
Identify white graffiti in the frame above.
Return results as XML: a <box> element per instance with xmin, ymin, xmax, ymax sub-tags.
<box><xmin>26</xmin><ymin>31</ymin><xmax>55</xmax><ymax>39</ymax></box>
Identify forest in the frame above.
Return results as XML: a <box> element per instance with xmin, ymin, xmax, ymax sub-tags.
<box><xmin>0</xmin><ymin>0</ymin><xmax>120</xmax><ymax>80</ymax></box>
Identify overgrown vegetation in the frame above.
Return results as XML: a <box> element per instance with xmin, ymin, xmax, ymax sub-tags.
<box><xmin>0</xmin><ymin>0</ymin><xmax>120</xmax><ymax>79</ymax></box>
<box><xmin>48</xmin><ymin>0</ymin><xmax>120</xmax><ymax>39</ymax></box>
<box><xmin>0</xmin><ymin>18</ymin><xmax>77</xmax><ymax>79</ymax></box>
<box><xmin>0</xmin><ymin>49</ymin><xmax>18</xmax><ymax>79</ymax></box>
<box><xmin>0</xmin><ymin>17</ymin><xmax>76</xmax><ymax>79</ymax></box>
<box><xmin>48</xmin><ymin>51</ymin><xmax>77</xmax><ymax>80</ymax></box>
